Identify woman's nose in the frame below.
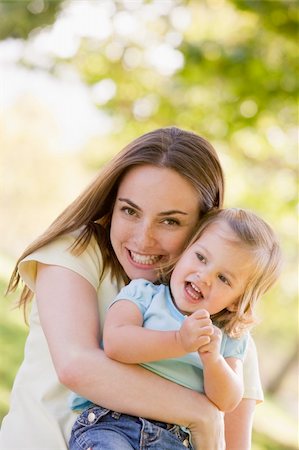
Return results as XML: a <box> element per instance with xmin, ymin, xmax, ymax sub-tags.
<box><xmin>134</xmin><ymin>221</ymin><xmax>157</xmax><ymax>249</ymax></box>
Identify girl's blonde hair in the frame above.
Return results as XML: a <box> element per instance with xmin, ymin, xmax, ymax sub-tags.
<box><xmin>7</xmin><ymin>127</ymin><xmax>224</xmax><ymax>314</ymax></box>
<box><xmin>164</xmin><ymin>208</ymin><xmax>282</xmax><ymax>337</ymax></box>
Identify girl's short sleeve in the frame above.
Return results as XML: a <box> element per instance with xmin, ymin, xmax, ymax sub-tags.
<box><xmin>18</xmin><ymin>232</ymin><xmax>102</xmax><ymax>292</ymax></box>
<box><xmin>223</xmin><ymin>333</ymin><xmax>249</xmax><ymax>361</ymax></box>
<box><xmin>111</xmin><ymin>278</ymin><xmax>157</xmax><ymax>316</ymax></box>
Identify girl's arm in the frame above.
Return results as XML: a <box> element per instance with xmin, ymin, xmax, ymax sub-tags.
<box><xmin>103</xmin><ymin>300</ymin><xmax>213</xmax><ymax>363</ymax></box>
<box><xmin>202</xmin><ymin>354</ymin><xmax>243</xmax><ymax>412</ymax></box>
<box><xmin>199</xmin><ymin>326</ymin><xmax>244</xmax><ymax>412</ymax></box>
<box><xmin>36</xmin><ymin>264</ymin><xmax>224</xmax><ymax>450</ymax></box>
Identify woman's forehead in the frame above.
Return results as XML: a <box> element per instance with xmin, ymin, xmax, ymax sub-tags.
<box><xmin>118</xmin><ymin>165</ymin><xmax>199</xmax><ymax>207</ymax></box>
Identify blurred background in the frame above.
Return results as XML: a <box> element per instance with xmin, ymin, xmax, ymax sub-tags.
<box><xmin>0</xmin><ymin>0</ymin><xmax>297</xmax><ymax>448</ymax></box>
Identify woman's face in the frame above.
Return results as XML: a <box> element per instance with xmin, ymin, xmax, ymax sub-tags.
<box><xmin>110</xmin><ymin>164</ymin><xmax>200</xmax><ymax>282</ymax></box>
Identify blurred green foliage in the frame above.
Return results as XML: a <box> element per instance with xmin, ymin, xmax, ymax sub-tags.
<box><xmin>0</xmin><ymin>0</ymin><xmax>297</xmax><ymax>448</ymax></box>
<box><xmin>0</xmin><ymin>0</ymin><xmax>62</xmax><ymax>39</ymax></box>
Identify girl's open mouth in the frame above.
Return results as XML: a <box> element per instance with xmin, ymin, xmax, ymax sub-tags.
<box><xmin>185</xmin><ymin>281</ymin><xmax>204</xmax><ymax>300</ymax></box>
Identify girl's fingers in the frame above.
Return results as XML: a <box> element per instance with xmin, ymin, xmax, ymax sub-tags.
<box><xmin>190</xmin><ymin>309</ymin><xmax>210</xmax><ymax>320</ymax></box>
<box><xmin>197</xmin><ymin>335</ymin><xmax>211</xmax><ymax>348</ymax></box>
<box><xmin>212</xmin><ymin>325</ymin><xmax>222</xmax><ymax>337</ymax></box>
<box><xmin>196</xmin><ymin>318</ymin><xmax>212</xmax><ymax>328</ymax></box>
<box><xmin>198</xmin><ymin>325</ymin><xmax>214</xmax><ymax>336</ymax></box>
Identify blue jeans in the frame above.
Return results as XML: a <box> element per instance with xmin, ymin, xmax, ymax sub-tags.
<box><xmin>69</xmin><ymin>406</ymin><xmax>194</xmax><ymax>450</ymax></box>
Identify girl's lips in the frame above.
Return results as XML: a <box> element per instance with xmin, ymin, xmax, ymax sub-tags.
<box><xmin>128</xmin><ymin>250</ymin><xmax>163</xmax><ymax>266</ymax></box>
<box><xmin>185</xmin><ymin>281</ymin><xmax>204</xmax><ymax>301</ymax></box>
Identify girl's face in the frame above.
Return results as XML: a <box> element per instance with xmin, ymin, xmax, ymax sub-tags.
<box><xmin>170</xmin><ymin>221</ymin><xmax>254</xmax><ymax>315</ymax></box>
<box><xmin>110</xmin><ymin>165</ymin><xmax>200</xmax><ymax>282</ymax></box>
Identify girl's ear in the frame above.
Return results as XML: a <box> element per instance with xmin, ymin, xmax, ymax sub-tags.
<box><xmin>226</xmin><ymin>301</ymin><xmax>238</xmax><ymax>312</ymax></box>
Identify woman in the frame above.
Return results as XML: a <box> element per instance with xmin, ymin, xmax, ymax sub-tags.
<box><xmin>0</xmin><ymin>127</ymin><xmax>262</xmax><ymax>450</ymax></box>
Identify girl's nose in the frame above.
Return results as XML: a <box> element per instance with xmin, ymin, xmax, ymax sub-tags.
<box><xmin>196</xmin><ymin>271</ymin><xmax>211</xmax><ymax>287</ymax></box>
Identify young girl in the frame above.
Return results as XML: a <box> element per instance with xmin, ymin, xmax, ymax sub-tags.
<box><xmin>69</xmin><ymin>208</ymin><xmax>281</xmax><ymax>450</ymax></box>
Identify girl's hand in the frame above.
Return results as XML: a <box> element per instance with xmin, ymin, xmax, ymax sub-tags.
<box><xmin>177</xmin><ymin>309</ymin><xmax>214</xmax><ymax>353</ymax></box>
<box><xmin>198</xmin><ymin>325</ymin><xmax>222</xmax><ymax>363</ymax></box>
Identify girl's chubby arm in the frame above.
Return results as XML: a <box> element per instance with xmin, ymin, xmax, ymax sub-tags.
<box><xmin>199</xmin><ymin>326</ymin><xmax>244</xmax><ymax>412</ymax></box>
<box><xmin>36</xmin><ymin>264</ymin><xmax>225</xmax><ymax>450</ymax></box>
<box><xmin>103</xmin><ymin>301</ymin><xmax>213</xmax><ymax>363</ymax></box>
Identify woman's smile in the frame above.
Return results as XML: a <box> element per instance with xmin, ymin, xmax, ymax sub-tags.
<box><xmin>128</xmin><ymin>250</ymin><xmax>163</xmax><ymax>266</ymax></box>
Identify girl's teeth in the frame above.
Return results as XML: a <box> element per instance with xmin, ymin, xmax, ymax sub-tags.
<box><xmin>191</xmin><ymin>282</ymin><xmax>200</xmax><ymax>293</ymax></box>
<box><xmin>188</xmin><ymin>282</ymin><xmax>203</xmax><ymax>299</ymax></box>
<box><xmin>131</xmin><ymin>251</ymin><xmax>161</xmax><ymax>265</ymax></box>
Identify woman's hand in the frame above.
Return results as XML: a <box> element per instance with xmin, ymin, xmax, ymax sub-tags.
<box><xmin>187</xmin><ymin>395</ymin><xmax>225</xmax><ymax>450</ymax></box>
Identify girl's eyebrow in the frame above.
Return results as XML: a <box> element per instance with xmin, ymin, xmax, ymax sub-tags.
<box><xmin>118</xmin><ymin>197</ymin><xmax>188</xmax><ymax>216</ymax></box>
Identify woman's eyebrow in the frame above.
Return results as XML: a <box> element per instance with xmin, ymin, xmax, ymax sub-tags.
<box><xmin>157</xmin><ymin>210</ymin><xmax>188</xmax><ymax>216</ymax></box>
<box><xmin>118</xmin><ymin>198</ymin><xmax>141</xmax><ymax>211</ymax></box>
<box><xmin>118</xmin><ymin>198</ymin><xmax>188</xmax><ymax>216</ymax></box>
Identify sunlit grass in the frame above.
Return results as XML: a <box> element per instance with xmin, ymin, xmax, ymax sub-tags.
<box><xmin>0</xmin><ymin>278</ymin><xmax>28</xmax><ymax>422</ymax></box>
<box><xmin>253</xmin><ymin>398</ymin><xmax>298</xmax><ymax>450</ymax></box>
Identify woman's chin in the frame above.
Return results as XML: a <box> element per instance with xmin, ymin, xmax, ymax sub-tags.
<box><xmin>125</xmin><ymin>263</ymin><xmax>157</xmax><ymax>282</ymax></box>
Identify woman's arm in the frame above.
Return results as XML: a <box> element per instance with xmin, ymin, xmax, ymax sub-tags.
<box><xmin>36</xmin><ymin>264</ymin><xmax>225</xmax><ymax>450</ymax></box>
<box><xmin>224</xmin><ymin>336</ymin><xmax>261</xmax><ymax>449</ymax></box>
<box><xmin>103</xmin><ymin>300</ymin><xmax>212</xmax><ymax>363</ymax></box>
<box><xmin>224</xmin><ymin>399</ymin><xmax>256</xmax><ymax>450</ymax></box>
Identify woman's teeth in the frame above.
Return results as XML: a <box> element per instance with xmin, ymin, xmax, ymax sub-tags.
<box><xmin>130</xmin><ymin>251</ymin><xmax>161</xmax><ymax>265</ymax></box>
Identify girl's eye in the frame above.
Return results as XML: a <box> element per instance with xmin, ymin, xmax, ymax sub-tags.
<box><xmin>121</xmin><ymin>207</ymin><xmax>137</xmax><ymax>216</ymax></box>
<box><xmin>162</xmin><ymin>218</ymin><xmax>180</xmax><ymax>226</ymax></box>
<box><xmin>218</xmin><ymin>274</ymin><xmax>230</xmax><ymax>286</ymax></box>
<box><xmin>196</xmin><ymin>253</ymin><xmax>206</xmax><ymax>263</ymax></box>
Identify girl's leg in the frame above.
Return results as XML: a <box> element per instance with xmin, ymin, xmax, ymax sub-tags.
<box><xmin>70</xmin><ymin>430</ymin><xmax>134</xmax><ymax>450</ymax></box>
<box><xmin>140</xmin><ymin>419</ymin><xmax>194</xmax><ymax>450</ymax></box>
<box><xmin>69</xmin><ymin>407</ymin><xmax>137</xmax><ymax>450</ymax></box>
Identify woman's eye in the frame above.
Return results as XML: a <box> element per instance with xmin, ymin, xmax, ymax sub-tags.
<box><xmin>218</xmin><ymin>274</ymin><xmax>230</xmax><ymax>286</ymax></box>
<box><xmin>196</xmin><ymin>253</ymin><xmax>206</xmax><ymax>263</ymax></box>
<box><xmin>162</xmin><ymin>218</ymin><xmax>180</xmax><ymax>226</ymax></box>
<box><xmin>121</xmin><ymin>207</ymin><xmax>136</xmax><ymax>216</ymax></box>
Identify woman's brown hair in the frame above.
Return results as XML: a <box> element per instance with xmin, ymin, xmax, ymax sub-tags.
<box><xmin>7</xmin><ymin>127</ymin><xmax>224</xmax><ymax>314</ymax></box>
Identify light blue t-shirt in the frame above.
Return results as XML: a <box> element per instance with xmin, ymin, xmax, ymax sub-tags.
<box><xmin>70</xmin><ymin>278</ymin><xmax>248</xmax><ymax>411</ymax></box>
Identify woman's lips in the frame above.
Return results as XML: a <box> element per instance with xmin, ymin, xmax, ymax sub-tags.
<box><xmin>129</xmin><ymin>250</ymin><xmax>163</xmax><ymax>266</ymax></box>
